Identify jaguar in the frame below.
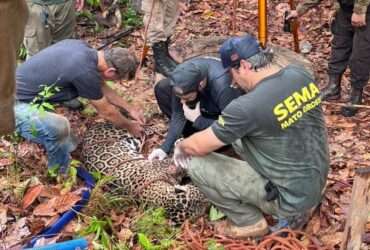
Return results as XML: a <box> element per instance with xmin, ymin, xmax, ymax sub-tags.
<box><xmin>81</xmin><ymin>122</ymin><xmax>209</xmax><ymax>224</ymax></box>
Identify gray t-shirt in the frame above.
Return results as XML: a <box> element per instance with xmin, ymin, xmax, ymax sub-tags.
<box><xmin>212</xmin><ymin>65</ymin><xmax>329</xmax><ymax>213</ymax></box>
<box><xmin>16</xmin><ymin>39</ymin><xmax>103</xmax><ymax>103</ymax></box>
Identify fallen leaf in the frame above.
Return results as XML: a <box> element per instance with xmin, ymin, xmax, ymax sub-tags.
<box><xmin>39</xmin><ymin>186</ymin><xmax>61</xmax><ymax>199</ymax></box>
<box><xmin>28</xmin><ymin>218</ymin><xmax>45</xmax><ymax>235</ymax></box>
<box><xmin>55</xmin><ymin>192</ymin><xmax>81</xmax><ymax>214</ymax></box>
<box><xmin>0</xmin><ymin>158</ymin><xmax>14</xmax><ymax>167</ymax></box>
<box><xmin>22</xmin><ymin>184</ymin><xmax>44</xmax><ymax>209</ymax></box>
<box><xmin>117</xmin><ymin>228</ymin><xmax>133</xmax><ymax>242</ymax></box>
<box><xmin>0</xmin><ymin>206</ymin><xmax>8</xmax><ymax>233</ymax></box>
<box><xmin>321</xmin><ymin>232</ymin><xmax>343</xmax><ymax>248</ymax></box>
<box><xmin>33</xmin><ymin>197</ymin><xmax>58</xmax><ymax>217</ymax></box>
<box><xmin>43</xmin><ymin>214</ymin><xmax>60</xmax><ymax>228</ymax></box>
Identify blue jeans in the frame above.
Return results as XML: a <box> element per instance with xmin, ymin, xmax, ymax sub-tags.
<box><xmin>15</xmin><ymin>102</ymin><xmax>77</xmax><ymax>173</ymax></box>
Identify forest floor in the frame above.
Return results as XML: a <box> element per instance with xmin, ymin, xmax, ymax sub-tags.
<box><xmin>0</xmin><ymin>0</ymin><xmax>369</xmax><ymax>249</ymax></box>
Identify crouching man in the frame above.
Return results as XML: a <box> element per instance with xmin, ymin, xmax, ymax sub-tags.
<box><xmin>173</xmin><ymin>35</ymin><xmax>329</xmax><ymax>238</ymax></box>
<box><xmin>15</xmin><ymin>39</ymin><xmax>145</xmax><ymax>173</ymax></box>
<box><xmin>148</xmin><ymin>57</ymin><xmax>243</xmax><ymax>160</ymax></box>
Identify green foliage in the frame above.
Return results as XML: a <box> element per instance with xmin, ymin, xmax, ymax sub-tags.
<box><xmin>86</xmin><ymin>0</ymin><xmax>100</xmax><ymax>8</ymax></box>
<box><xmin>61</xmin><ymin>160</ymin><xmax>79</xmax><ymax>192</ymax></box>
<box><xmin>85</xmin><ymin>171</ymin><xmax>128</xmax><ymax>217</ymax></box>
<box><xmin>134</xmin><ymin>208</ymin><xmax>179</xmax><ymax>250</ymax></box>
<box><xmin>77</xmin><ymin>9</ymin><xmax>94</xmax><ymax>20</ymax></box>
<box><xmin>80</xmin><ymin>216</ymin><xmax>114</xmax><ymax>249</ymax></box>
<box><xmin>206</xmin><ymin>240</ymin><xmax>225</xmax><ymax>250</ymax></box>
<box><xmin>47</xmin><ymin>165</ymin><xmax>60</xmax><ymax>178</ymax></box>
<box><xmin>209</xmin><ymin>206</ymin><xmax>225</xmax><ymax>221</ymax></box>
<box><xmin>48</xmin><ymin>160</ymin><xmax>79</xmax><ymax>192</ymax></box>
<box><xmin>30</xmin><ymin>84</ymin><xmax>60</xmax><ymax>113</ymax></box>
<box><xmin>122</xmin><ymin>6</ymin><xmax>142</xmax><ymax>27</ymax></box>
<box><xmin>18</xmin><ymin>44</ymin><xmax>27</xmax><ymax>60</ymax></box>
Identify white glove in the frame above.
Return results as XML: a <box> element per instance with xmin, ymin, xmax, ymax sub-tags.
<box><xmin>183</xmin><ymin>102</ymin><xmax>201</xmax><ymax>122</ymax></box>
<box><xmin>148</xmin><ymin>148</ymin><xmax>167</xmax><ymax>161</ymax></box>
<box><xmin>173</xmin><ymin>141</ymin><xmax>191</xmax><ymax>169</ymax></box>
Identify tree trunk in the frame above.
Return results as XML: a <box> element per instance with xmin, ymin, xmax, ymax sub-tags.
<box><xmin>340</xmin><ymin>167</ymin><xmax>370</xmax><ymax>250</ymax></box>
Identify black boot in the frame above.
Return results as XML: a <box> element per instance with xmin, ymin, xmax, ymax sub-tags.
<box><xmin>321</xmin><ymin>74</ymin><xmax>342</xmax><ymax>101</ymax></box>
<box><xmin>165</xmin><ymin>37</ymin><xmax>178</xmax><ymax>66</ymax></box>
<box><xmin>341</xmin><ymin>88</ymin><xmax>363</xmax><ymax>117</ymax></box>
<box><xmin>152</xmin><ymin>41</ymin><xmax>177</xmax><ymax>77</ymax></box>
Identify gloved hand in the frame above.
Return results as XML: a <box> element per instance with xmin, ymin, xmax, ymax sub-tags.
<box><xmin>183</xmin><ymin>102</ymin><xmax>201</xmax><ymax>122</ymax></box>
<box><xmin>148</xmin><ymin>148</ymin><xmax>167</xmax><ymax>161</ymax></box>
<box><xmin>173</xmin><ymin>140</ymin><xmax>191</xmax><ymax>169</ymax></box>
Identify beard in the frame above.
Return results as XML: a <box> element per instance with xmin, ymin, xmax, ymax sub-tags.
<box><xmin>185</xmin><ymin>96</ymin><xmax>200</xmax><ymax>109</ymax></box>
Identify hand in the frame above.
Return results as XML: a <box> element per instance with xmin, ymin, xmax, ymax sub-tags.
<box><xmin>130</xmin><ymin>107</ymin><xmax>146</xmax><ymax>125</ymax></box>
<box><xmin>183</xmin><ymin>102</ymin><xmax>201</xmax><ymax>122</ymax></box>
<box><xmin>75</xmin><ymin>0</ymin><xmax>84</xmax><ymax>11</ymax></box>
<box><xmin>352</xmin><ymin>13</ymin><xmax>366</xmax><ymax>27</ymax></box>
<box><xmin>127</xmin><ymin>121</ymin><xmax>144</xmax><ymax>138</ymax></box>
<box><xmin>286</xmin><ymin>10</ymin><xmax>298</xmax><ymax>20</ymax></box>
<box><xmin>173</xmin><ymin>141</ymin><xmax>191</xmax><ymax>169</ymax></box>
<box><xmin>148</xmin><ymin>148</ymin><xmax>167</xmax><ymax>161</ymax></box>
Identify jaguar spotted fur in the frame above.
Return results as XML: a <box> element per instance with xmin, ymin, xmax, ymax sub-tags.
<box><xmin>81</xmin><ymin>123</ymin><xmax>208</xmax><ymax>224</ymax></box>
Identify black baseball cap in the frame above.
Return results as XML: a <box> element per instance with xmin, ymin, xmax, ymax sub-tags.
<box><xmin>169</xmin><ymin>60</ymin><xmax>207</xmax><ymax>96</ymax></box>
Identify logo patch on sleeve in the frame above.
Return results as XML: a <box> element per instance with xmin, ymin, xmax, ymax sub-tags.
<box><xmin>218</xmin><ymin>116</ymin><xmax>225</xmax><ymax>127</ymax></box>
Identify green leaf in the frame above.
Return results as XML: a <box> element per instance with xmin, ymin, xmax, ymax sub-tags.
<box><xmin>47</xmin><ymin>165</ymin><xmax>60</xmax><ymax>178</ymax></box>
<box><xmin>41</xmin><ymin>102</ymin><xmax>55</xmax><ymax>111</ymax></box>
<box><xmin>209</xmin><ymin>206</ymin><xmax>225</xmax><ymax>221</ymax></box>
<box><xmin>206</xmin><ymin>239</ymin><xmax>225</xmax><ymax>250</ymax></box>
<box><xmin>138</xmin><ymin>233</ymin><xmax>154</xmax><ymax>250</ymax></box>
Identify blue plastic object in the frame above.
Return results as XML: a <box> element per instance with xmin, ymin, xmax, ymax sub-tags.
<box><xmin>26</xmin><ymin>167</ymin><xmax>95</xmax><ymax>248</ymax></box>
<box><xmin>24</xmin><ymin>238</ymin><xmax>88</xmax><ymax>250</ymax></box>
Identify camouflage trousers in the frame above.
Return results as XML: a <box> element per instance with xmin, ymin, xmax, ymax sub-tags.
<box><xmin>187</xmin><ymin>142</ymin><xmax>293</xmax><ymax>226</ymax></box>
<box><xmin>24</xmin><ymin>0</ymin><xmax>75</xmax><ymax>57</ymax></box>
<box><xmin>142</xmin><ymin>0</ymin><xmax>180</xmax><ymax>44</ymax></box>
<box><xmin>0</xmin><ymin>0</ymin><xmax>28</xmax><ymax>135</ymax></box>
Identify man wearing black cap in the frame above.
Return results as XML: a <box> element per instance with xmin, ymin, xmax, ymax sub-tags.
<box><xmin>148</xmin><ymin>57</ymin><xmax>243</xmax><ymax>161</ymax></box>
<box><xmin>15</xmin><ymin>39</ymin><xmax>145</xmax><ymax>173</ymax></box>
<box><xmin>173</xmin><ymin>35</ymin><xmax>329</xmax><ymax>238</ymax></box>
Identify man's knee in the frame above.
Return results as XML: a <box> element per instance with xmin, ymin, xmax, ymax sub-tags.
<box><xmin>154</xmin><ymin>79</ymin><xmax>172</xmax><ymax>105</ymax></box>
<box><xmin>41</xmin><ymin>113</ymin><xmax>71</xmax><ymax>141</ymax></box>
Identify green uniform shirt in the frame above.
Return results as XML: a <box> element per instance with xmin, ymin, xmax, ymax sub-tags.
<box><xmin>211</xmin><ymin>65</ymin><xmax>329</xmax><ymax>213</ymax></box>
<box><xmin>297</xmin><ymin>0</ymin><xmax>370</xmax><ymax>15</ymax></box>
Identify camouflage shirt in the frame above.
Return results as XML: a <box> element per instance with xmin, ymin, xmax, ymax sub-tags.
<box><xmin>296</xmin><ymin>0</ymin><xmax>370</xmax><ymax>15</ymax></box>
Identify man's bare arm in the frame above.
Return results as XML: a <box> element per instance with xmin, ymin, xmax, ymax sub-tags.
<box><xmin>90</xmin><ymin>96</ymin><xmax>143</xmax><ymax>137</ymax></box>
<box><xmin>101</xmin><ymin>83</ymin><xmax>145</xmax><ymax>124</ymax></box>
<box><xmin>179</xmin><ymin>127</ymin><xmax>226</xmax><ymax>156</ymax></box>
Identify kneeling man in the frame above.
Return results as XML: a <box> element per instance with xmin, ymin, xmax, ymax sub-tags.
<box><xmin>15</xmin><ymin>39</ymin><xmax>145</xmax><ymax>173</ymax></box>
<box><xmin>174</xmin><ymin>35</ymin><xmax>329</xmax><ymax>238</ymax></box>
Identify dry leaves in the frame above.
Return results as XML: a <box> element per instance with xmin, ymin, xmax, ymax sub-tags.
<box><xmin>22</xmin><ymin>184</ymin><xmax>44</xmax><ymax>209</ymax></box>
<box><xmin>33</xmin><ymin>192</ymin><xmax>81</xmax><ymax>217</ymax></box>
